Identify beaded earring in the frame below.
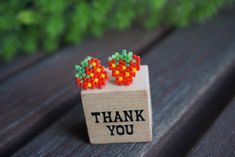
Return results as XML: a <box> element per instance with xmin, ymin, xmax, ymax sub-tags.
<box><xmin>108</xmin><ymin>49</ymin><xmax>140</xmax><ymax>85</ymax></box>
<box><xmin>75</xmin><ymin>56</ymin><xmax>109</xmax><ymax>89</ymax></box>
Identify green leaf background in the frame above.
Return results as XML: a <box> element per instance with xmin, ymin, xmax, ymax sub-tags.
<box><xmin>0</xmin><ymin>0</ymin><xmax>234</xmax><ymax>61</ymax></box>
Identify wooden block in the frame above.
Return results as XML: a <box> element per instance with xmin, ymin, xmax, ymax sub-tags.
<box><xmin>81</xmin><ymin>65</ymin><xmax>152</xmax><ymax>144</ymax></box>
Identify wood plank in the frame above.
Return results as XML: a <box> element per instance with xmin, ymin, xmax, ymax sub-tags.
<box><xmin>12</xmin><ymin>11</ymin><xmax>235</xmax><ymax>157</ymax></box>
<box><xmin>0</xmin><ymin>53</ymin><xmax>45</xmax><ymax>83</ymax></box>
<box><xmin>188</xmin><ymin>96</ymin><xmax>235</xmax><ymax>157</ymax></box>
<box><xmin>0</xmin><ymin>27</ymin><xmax>168</xmax><ymax>156</ymax></box>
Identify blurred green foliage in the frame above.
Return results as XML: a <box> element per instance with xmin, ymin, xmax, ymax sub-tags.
<box><xmin>0</xmin><ymin>0</ymin><xmax>233</xmax><ymax>61</ymax></box>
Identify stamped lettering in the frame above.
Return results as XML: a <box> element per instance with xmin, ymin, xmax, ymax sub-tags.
<box><xmin>91</xmin><ymin>110</ymin><xmax>145</xmax><ymax>136</ymax></box>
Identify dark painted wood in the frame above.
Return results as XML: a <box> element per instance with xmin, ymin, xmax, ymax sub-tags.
<box><xmin>146</xmin><ymin>42</ymin><xmax>235</xmax><ymax>157</ymax></box>
<box><xmin>188</xmin><ymin>97</ymin><xmax>235</xmax><ymax>157</ymax></box>
<box><xmin>0</xmin><ymin>53</ymin><xmax>45</xmax><ymax>83</ymax></box>
<box><xmin>12</xmin><ymin>12</ymin><xmax>235</xmax><ymax>157</ymax></box>
<box><xmin>0</xmin><ymin>27</ymin><xmax>168</xmax><ymax>156</ymax></box>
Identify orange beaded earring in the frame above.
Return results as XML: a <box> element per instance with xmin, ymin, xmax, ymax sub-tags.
<box><xmin>108</xmin><ymin>49</ymin><xmax>140</xmax><ymax>85</ymax></box>
<box><xmin>75</xmin><ymin>56</ymin><xmax>109</xmax><ymax>89</ymax></box>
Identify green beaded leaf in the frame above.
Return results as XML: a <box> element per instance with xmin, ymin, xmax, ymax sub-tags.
<box><xmin>75</xmin><ymin>56</ymin><xmax>94</xmax><ymax>79</ymax></box>
<box><xmin>109</xmin><ymin>49</ymin><xmax>134</xmax><ymax>67</ymax></box>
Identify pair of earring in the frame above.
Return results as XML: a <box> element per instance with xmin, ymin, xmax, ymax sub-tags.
<box><xmin>74</xmin><ymin>49</ymin><xmax>140</xmax><ymax>89</ymax></box>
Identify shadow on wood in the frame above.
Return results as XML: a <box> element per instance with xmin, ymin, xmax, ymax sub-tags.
<box><xmin>68</xmin><ymin>120</ymin><xmax>89</xmax><ymax>143</ymax></box>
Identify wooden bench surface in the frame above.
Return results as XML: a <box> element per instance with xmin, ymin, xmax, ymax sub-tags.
<box><xmin>188</xmin><ymin>96</ymin><xmax>235</xmax><ymax>157</ymax></box>
<box><xmin>0</xmin><ymin>27</ymin><xmax>168</xmax><ymax>156</ymax></box>
<box><xmin>1</xmin><ymin>7</ymin><xmax>235</xmax><ymax>157</ymax></box>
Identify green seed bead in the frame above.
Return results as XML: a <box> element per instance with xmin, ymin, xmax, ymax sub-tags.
<box><xmin>75</xmin><ymin>65</ymin><xmax>81</xmax><ymax>71</ymax></box>
<box><xmin>122</xmin><ymin>49</ymin><xmax>127</xmax><ymax>54</ymax></box>
<box><xmin>75</xmin><ymin>73</ymin><xmax>80</xmax><ymax>78</ymax></box>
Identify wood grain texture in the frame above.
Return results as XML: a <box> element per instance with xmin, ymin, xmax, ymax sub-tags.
<box><xmin>188</xmin><ymin>97</ymin><xmax>235</xmax><ymax>157</ymax></box>
<box><xmin>13</xmin><ymin>12</ymin><xmax>235</xmax><ymax>157</ymax></box>
<box><xmin>81</xmin><ymin>66</ymin><xmax>152</xmax><ymax>143</ymax></box>
<box><xmin>0</xmin><ymin>53</ymin><xmax>45</xmax><ymax>83</ymax></box>
<box><xmin>0</xmin><ymin>27</ymin><xmax>167</xmax><ymax>156</ymax></box>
